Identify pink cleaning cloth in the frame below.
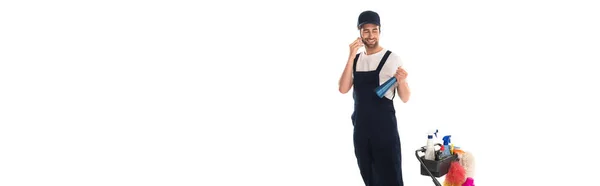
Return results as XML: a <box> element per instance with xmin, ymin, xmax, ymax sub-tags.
<box><xmin>462</xmin><ymin>177</ymin><xmax>474</xmax><ymax>186</ymax></box>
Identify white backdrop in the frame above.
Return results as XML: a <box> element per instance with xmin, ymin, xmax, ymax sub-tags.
<box><xmin>2</xmin><ymin>0</ymin><xmax>599</xmax><ymax>185</ymax></box>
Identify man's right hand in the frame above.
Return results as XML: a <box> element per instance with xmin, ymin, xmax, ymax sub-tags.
<box><xmin>340</xmin><ymin>38</ymin><xmax>362</xmax><ymax>94</ymax></box>
<box><xmin>349</xmin><ymin>37</ymin><xmax>364</xmax><ymax>58</ymax></box>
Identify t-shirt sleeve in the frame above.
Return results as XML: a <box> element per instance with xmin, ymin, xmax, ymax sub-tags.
<box><xmin>381</xmin><ymin>53</ymin><xmax>403</xmax><ymax>82</ymax></box>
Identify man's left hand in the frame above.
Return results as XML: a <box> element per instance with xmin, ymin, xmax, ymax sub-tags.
<box><xmin>395</xmin><ymin>67</ymin><xmax>408</xmax><ymax>82</ymax></box>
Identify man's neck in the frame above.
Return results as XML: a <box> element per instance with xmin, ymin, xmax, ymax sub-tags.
<box><xmin>365</xmin><ymin>46</ymin><xmax>383</xmax><ymax>55</ymax></box>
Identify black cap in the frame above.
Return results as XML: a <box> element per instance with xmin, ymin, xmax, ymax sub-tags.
<box><xmin>357</xmin><ymin>10</ymin><xmax>380</xmax><ymax>29</ymax></box>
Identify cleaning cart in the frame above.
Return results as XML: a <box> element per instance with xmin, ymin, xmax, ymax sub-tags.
<box><xmin>415</xmin><ymin>143</ymin><xmax>458</xmax><ymax>186</ymax></box>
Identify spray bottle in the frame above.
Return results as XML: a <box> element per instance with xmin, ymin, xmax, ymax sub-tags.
<box><xmin>424</xmin><ymin>129</ymin><xmax>438</xmax><ymax>161</ymax></box>
<box><xmin>441</xmin><ymin>135</ymin><xmax>452</xmax><ymax>158</ymax></box>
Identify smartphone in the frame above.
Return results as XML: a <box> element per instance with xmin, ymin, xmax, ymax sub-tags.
<box><xmin>357</xmin><ymin>36</ymin><xmax>365</xmax><ymax>54</ymax></box>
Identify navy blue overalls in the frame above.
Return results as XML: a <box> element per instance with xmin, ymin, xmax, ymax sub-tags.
<box><xmin>351</xmin><ymin>50</ymin><xmax>403</xmax><ymax>186</ymax></box>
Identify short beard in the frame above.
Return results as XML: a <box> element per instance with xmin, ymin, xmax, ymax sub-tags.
<box><xmin>362</xmin><ymin>39</ymin><xmax>378</xmax><ymax>49</ymax></box>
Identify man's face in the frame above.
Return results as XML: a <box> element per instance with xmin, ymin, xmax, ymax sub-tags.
<box><xmin>360</xmin><ymin>23</ymin><xmax>380</xmax><ymax>49</ymax></box>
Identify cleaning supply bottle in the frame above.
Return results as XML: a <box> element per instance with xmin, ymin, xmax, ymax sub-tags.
<box><xmin>424</xmin><ymin>129</ymin><xmax>438</xmax><ymax>160</ymax></box>
<box><xmin>441</xmin><ymin>135</ymin><xmax>452</xmax><ymax>158</ymax></box>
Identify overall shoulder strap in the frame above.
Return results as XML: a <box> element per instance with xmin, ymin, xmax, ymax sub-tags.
<box><xmin>377</xmin><ymin>50</ymin><xmax>395</xmax><ymax>100</ymax></box>
<box><xmin>352</xmin><ymin>53</ymin><xmax>360</xmax><ymax>73</ymax></box>
<box><xmin>375</xmin><ymin>50</ymin><xmax>392</xmax><ymax>72</ymax></box>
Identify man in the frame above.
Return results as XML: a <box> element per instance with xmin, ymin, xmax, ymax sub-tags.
<box><xmin>338</xmin><ymin>10</ymin><xmax>411</xmax><ymax>186</ymax></box>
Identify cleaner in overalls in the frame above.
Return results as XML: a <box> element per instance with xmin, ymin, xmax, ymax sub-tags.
<box><xmin>338</xmin><ymin>10</ymin><xmax>412</xmax><ymax>186</ymax></box>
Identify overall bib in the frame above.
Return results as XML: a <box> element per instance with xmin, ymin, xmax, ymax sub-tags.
<box><xmin>351</xmin><ymin>50</ymin><xmax>403</xmax><ymax>186</ymax></box>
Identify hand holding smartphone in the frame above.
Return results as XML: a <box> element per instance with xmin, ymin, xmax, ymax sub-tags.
<box><xmin>350</xmin><ymin>37</ymin><xmax>364</xmax><ymax>56</ymax></box>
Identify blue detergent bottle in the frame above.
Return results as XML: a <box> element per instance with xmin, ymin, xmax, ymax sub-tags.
<box><xmin>441</xmin><ymin>135</ymin><xmax>452</xmax><ymax>158</ymax></box>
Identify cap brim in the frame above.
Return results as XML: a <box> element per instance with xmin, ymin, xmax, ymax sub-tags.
<box><xmin>358</xmin><ymin>22</ymin><xmax>380</xmax><ymax>29</ymax></box>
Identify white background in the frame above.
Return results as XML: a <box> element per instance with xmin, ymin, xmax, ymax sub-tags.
<box><xmin>2</xmin><ymin>0</ymin><xmax>599</xmax><ymax>185</ymax></box>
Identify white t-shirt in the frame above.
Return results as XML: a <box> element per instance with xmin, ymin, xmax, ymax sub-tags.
<box><xmin>354</xmin><ymin>49</ymin><xmax>404</xmax><ymax>100</ymax></box>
